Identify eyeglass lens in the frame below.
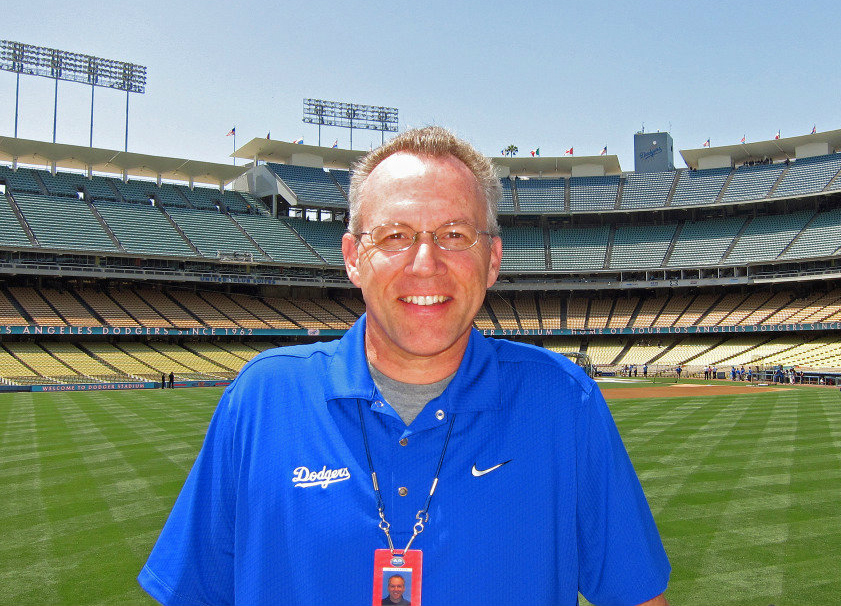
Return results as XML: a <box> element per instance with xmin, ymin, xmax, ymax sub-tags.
<box><xmin>369</xmin><ymin>223</ymin><xmax>480</xmax><ymax>251</ymax></box>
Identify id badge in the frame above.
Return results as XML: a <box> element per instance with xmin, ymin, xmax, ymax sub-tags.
<box><xmin>372</xmin><ymin>549</ymin><xmax>422</xmax><ymax>606</ymax></box>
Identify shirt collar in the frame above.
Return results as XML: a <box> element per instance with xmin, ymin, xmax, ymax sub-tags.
<box><xmin>324</xmin><ymin>313</ymin><xmax>502</xmax><ymax>412</ymax></box>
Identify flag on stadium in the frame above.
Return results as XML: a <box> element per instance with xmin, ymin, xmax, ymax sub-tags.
<box><xmin>564</xmin><ymin>147</ymin><xmax>573</xmax><ymax>155</ymax></box>
<box><xmin>293</xmin><ymin>137</ymin><xmax>304</xmax><ymax>144</ymax></box>
<box><xmin>702</xmin><ymin>138</ymin><xmax>710</xmax><ymax>148</ymax></box>
<box><xmin>740</xmin><ymin>134</ymin><xmax>746</xmax><ymax>144</ymax></box>
<box><xmin>811</xmin><ymin>125</ymin><xmax>817</xmax><ymax>134</ymax></box>
<box><xmin>266</xmin><ymin>132</ymin><xmax>271</xmax><ymax>140</ymax></box>
<box><xmin>332</xmin><ymin>140</ymin><xmax>338</xmax><ymax>148</ymax></box>
<box><xmin>774</xmin><ymin>130</ymin><xmax>781</xmax><ymax>140</ymax></box>
<box><xmin>600</xmin><ymin>146</ymin><xmax>607</xmax><ymax>156</ymax></box>
<box><xmin>227</xmin><ymin>127</ymin><xmax>236</xmax><ymax>137</ymax></box>
<box><xmin>530</xmin><ymin>148</ymin><xmax>540</xmax><ymax>157</ymax></box>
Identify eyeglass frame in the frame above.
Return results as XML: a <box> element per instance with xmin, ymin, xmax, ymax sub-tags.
<box><xmin>353</xmin><ymin>221</ymin><xmax>494</xmax><ymax>252</ymax></box>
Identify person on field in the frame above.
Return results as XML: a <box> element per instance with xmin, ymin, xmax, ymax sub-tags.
<box><xmin>139</xmin><ymin>126</ymin><xmax>669</xmax><ymax>606</ymax></box>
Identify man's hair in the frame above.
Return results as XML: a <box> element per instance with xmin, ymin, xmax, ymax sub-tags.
<box><xmin>348</xmin><ymin>126</ymin><xmax>501</xmax><ymax>236</ymax></box>
<box><xmin>388</xmin><ymin>574</ymin><xmax>405</xmax><ymax>584</ymax></box>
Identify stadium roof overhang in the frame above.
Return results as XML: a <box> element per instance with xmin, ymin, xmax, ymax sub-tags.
<box><xmin>233</xmin><ymin>139</ymin><xmax>365</xmax><ymax>169</ymax></box>
<box><xmin>680</xmin><ymin>128</ymin><xmax>841</xmax><ymax>170</ymax></box>
<box><xmin>234</xmin><ymin>138</ymin><xmax>623</xmax><ymax>177</ymax></box>
<box><xmin>493</xmin><ymin>155</ymin><xmax>622</xmax><ymax>178</ymax></box>
<box><xmin>0</xmin><ymin>137</ymin><xmax>249</xmax><ymax>186</ymax></box>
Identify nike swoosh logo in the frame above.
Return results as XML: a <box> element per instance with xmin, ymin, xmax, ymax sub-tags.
<box><xmin>471</xmin><ymin>460</ymin><xmax>512</xmax><ymax>477</ymax></box>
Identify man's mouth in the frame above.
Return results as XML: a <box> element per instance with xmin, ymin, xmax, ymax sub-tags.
<box><xmin>400</xmin><ymin>295</ymin><xmax>450</xmax><ymax>305</ymax></box>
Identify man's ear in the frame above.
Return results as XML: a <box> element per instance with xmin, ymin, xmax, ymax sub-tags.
<box><xmin>342</xmin><ymin>232</ymin><xmax>362</xmax><ymax>288</ymax></box>
<box><xmin>486</xmin><ymin>236</ymin><xmax>502</xmax><ymax>288</ymax></box>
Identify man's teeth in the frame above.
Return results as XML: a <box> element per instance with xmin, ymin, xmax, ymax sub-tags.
<box><xmin>401</xmin><ymin>295</ymin><xmax>449</xmax><ymax>305</ymax></box>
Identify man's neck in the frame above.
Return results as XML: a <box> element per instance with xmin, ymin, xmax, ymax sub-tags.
<box><xmin>364</xmin><ymin>335</ymin><xmax>467</xmax><ymax>384</ymax></box>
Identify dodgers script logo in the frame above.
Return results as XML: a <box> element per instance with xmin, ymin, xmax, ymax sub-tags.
<box><xmin>292</xmin><ymin>465</ymin><xmax>351</xmax><ymax>488</ymax></box>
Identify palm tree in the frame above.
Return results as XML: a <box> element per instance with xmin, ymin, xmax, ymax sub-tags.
<box><xmin>504</xmin><ymin>144</ymin><xmax>518</xmax><ymax>157</ymax></box>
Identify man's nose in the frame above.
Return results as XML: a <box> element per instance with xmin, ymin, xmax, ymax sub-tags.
<box><xmin>406</xmin><ymin>232</ymin><xmax>444</xmax><ymax>276</ymax></box>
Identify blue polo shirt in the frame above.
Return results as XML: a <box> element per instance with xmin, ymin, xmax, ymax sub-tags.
<box><xmin>139</xmin><ymin>315</ymin><xmax>669</xmax><ymax>606</ymax></box>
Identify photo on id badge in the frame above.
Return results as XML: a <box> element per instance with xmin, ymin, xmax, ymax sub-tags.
<box><xmin>372</xmin><ymin>549</ymin><xmax>422</xmax><ymax>605</ymax></box>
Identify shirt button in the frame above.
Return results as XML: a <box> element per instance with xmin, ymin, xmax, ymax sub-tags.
<box><xmin>435</xmin><ymin>409</ymin><xmax>445</xmax><ymax>421</ymax></box>
<box><xmin>398</xmin><ymin>487</ymin><xmax>408</xmax><ymax>497</ymax></box>
<box><xmin>399</xmin><ymin>438</ymin><xmax>409</xmax><ymax>446</ymax></box>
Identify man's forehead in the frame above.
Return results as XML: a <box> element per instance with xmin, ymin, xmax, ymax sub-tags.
<box><xmin>371</xmin><ymin>151</ymin><xmax>473</xmax><ymax>183</ymax></box>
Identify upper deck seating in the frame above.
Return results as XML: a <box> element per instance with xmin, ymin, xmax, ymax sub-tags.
<box><xmin>94</xmin><ymin>200</ymin><xmax>196</xmax><ymax>257</ymax></box>
<box><xmin>725</xmin><ymin>210</ymin><xmax>813</xmax><ymax>264</ymax></box>
<box><xmin>670</xmin><ymin>167</ymin><xmax>730</xmax><ymax>206</ymax></box>
<box><xmin>569</xmin><ymin>176</ymin><xmax>619</xmax><ymax>212</ymax></box>
<box><xmin>772</xmin><ymin>153</ymin><xmax>841</xmax><ymax>198</ymax></box>
<box><xmin>619</xmin><ymin>171</ymin><xmax>674</xmax><ymax>209</ymax></box>
<box><xmin>268</xmin><ymin>163</ymin><xmax>348</xmax><ymax>207</ymax></box>
<box><xmin>166</xmin><ymin>207</ymin><xmax>267</xmax><ymax>260</ymax></box>
<box><xmin>232</xmin><ymin>214</ymin><xmax>322</xmax><ymax>264</ymax></box>
<box><xmin>781</xmin><ymin>207</ymin><xmax>841</xmax><ymax>260</ymax></box>
<box><xmin>515</xmin><ymin>178</ymin><xmax>564</xmax><ymax>213</ymax></box>
<box><xmin>500</xmin><ymin>225</ymin><xmax>546</xmax><ymax>271</ymax></box>
<box><xmin>329</xmin><ymin>169</ymin><xmax>351</xmax><ymax>195</ymax></box>
<box><xmin>721</xmin><ymin>162</ymin><xmax>785</xmax><ymax>202</ymax></box>
<box><xmin>499</xmin><ymin>178</ymin><xmax>515</xmax><ymax>214</ymax></box>
<box><xmin>112</xmin><ymin>179</ymin><xmax>156</xmax><ymax>204</ymax></box>
<box><xmin>220</xmin><ymin>190</ymin><xmax>253</xmax><ymax>214</ymax></box>
<box><xmin>36</xmin><ymin>169</ymin><xmax>86</xmax><ymax>198</ymax></box>
<box><xmin>609</xmin><ymin>224</ymin><xmax>677</xmax><ymax>268</ymax></box>
<box><xmin>176</xmin><ymin>185</ymin><xmax>222</xmax><ymax>211</ymax></box>
<box><xmin>0</xmin><ymin>165</ymin><xmax>42</xmax><ymax>194</ymax></box>
<box><xmin>283</xmin><ymin>218</ymin><xmax>344</xmax><ymax>265</ymax></box>
<box><xmin>549</xmin><ymin>225</ymin><xmax>609</xmax><ymax>270</ymax></box>
<box><xmin>157</xmin><ymin>184</ymin><xmax>191</xmax><ymax>208</ymax></box>
<box><xmin>667</xmin><ymin>216</ymin><xmax>746</xmax><ymax>267</ymax></box>
<box><xmin>13</xmin><ymin>193</ymin><xmax>117</xmax><ymax>252</ymax></box>
<box><xmin>0</xmin><ymin>196</ymin><xmax>32</xmax><ymax>248</ymax></box>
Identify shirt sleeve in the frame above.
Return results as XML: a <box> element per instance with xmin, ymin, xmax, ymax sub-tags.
<box><xmin>138</xmin><ymin>389</ymin><xmax>237</xmax><ymax>606</ymax></box>
<box><xmin>575</xmin><ymin>386</ymin><xmax>670</xmax><ymax>606</ymax></box>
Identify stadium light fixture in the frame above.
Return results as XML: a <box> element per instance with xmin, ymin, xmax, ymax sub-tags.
<box><xmin>0</xmin><ymin>40</ymin><xmax>146</xmax><ymax>151</ymax></box>
<box><xmin>303</xmin><ymin>98</ymin><xmax>398</xmax><ymax>149</ymax></box>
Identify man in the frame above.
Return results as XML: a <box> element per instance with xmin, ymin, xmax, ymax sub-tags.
<box><xmin>382</xmin><ymin>574</ymin><xmax>410</xmax><ymax>605</ymax></box>
<box><xmin>138</xmin><ymin>126</ymin><xmax>669</xmax><ymax>605</ymax></box>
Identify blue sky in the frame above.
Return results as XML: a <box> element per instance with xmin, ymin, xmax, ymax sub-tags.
<box><xmin>2</xmin><ymin>1</ymin><xmax>839</xmax><ymax>171</ymax></box>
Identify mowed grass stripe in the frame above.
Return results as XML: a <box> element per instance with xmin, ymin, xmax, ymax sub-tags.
<box><xmin>3</xmin><ymin>386</ymin><xmax>841</xmax><ymax>605</ymax></box>
<box><xmin>0</xmin><ymin>394</ymin><xmax>62</xmax><ymax>604</ymax></box>
<box><xmin>0</xmin><ymin>388</ymin><xmax>222</xmax><ymax>605</ymax></box>
<box><xmin>610</xmin><ymin>388</ymin><xmax>841</xmax><ymax>605</ymax></box>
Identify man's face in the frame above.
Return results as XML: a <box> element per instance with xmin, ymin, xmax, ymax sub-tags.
<box><xmin>342</xmin><ymin>152</ymin><xmax>502</xmax><ymax>377</ymax></box>
<box><xmin>388</xmin><ymin>576</ymin><xmax>405</xmax><ymax>602</ymax></box>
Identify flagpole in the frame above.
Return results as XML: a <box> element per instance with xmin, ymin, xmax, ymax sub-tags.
<box><xmin>233</xmin><ymin>131</ymin><xmax>236</xmax><ymax>166</ymax></box>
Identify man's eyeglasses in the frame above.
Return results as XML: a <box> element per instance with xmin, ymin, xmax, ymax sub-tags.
<box><xmin>355</xmin><ymin>222</ymin><xmax>493</xmax><ymax>252</ymax></box>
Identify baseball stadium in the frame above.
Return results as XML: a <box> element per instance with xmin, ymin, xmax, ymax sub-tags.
<box><xmin>2</xmin><ymin>46</ymin><xmax>841</xmax><ymax>606</ymax></box>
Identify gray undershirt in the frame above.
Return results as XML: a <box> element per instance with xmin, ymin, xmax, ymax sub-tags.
<box><xmin>368</xmin><ymin>361</ymin><xmax>455</xmax><ymax>425</ymax></box>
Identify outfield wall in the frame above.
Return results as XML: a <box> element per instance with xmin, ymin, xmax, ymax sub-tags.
<box><xmin>3</xmin><ymin>321</ymin><xmax>841</xmax><ymax>337</ymax></box>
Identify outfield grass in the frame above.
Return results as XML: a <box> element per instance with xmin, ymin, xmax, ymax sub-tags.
<box><xmin>1</xmin><ymin>385</ymin><xmax>839</xmax><ymax>605</ymax></box>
